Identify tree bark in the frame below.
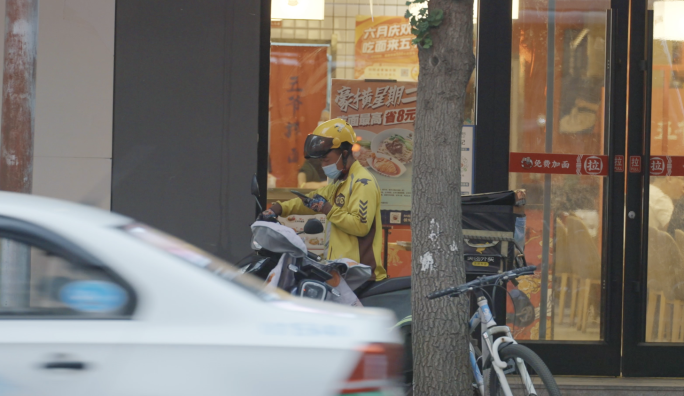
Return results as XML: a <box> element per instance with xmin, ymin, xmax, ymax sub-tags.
<box><xmin>0</xmin><ymin>0</ymin><xmax>38</xmax><ymax>193</ymax></box>
<box><xmin>411</xmin><ymin>0</ymin><xmax>475</xmax><ymax>393</ymax></box>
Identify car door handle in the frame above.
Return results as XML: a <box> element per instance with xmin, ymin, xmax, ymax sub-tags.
<box><xmin>43</xmin><ymin>361</ymin><xmax>86</xmax><ymax>370</ymax></box>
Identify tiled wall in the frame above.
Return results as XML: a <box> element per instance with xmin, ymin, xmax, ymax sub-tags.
<box><xmin>270</xmin><ymin>0</ymin><xmax>409</xmax><ymax>79</ymax></box>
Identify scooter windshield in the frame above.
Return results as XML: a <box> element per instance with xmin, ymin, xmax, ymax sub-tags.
<box><xmin>251</xmin><ymin>221</ymin><xmax>308</xmax><ymax>258</ymax></box>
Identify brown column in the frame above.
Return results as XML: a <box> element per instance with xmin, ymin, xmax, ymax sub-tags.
<box><xmin>0</xmin><ymin>0</ymin><xmax>38</xmax><ymax>193</ymax></box>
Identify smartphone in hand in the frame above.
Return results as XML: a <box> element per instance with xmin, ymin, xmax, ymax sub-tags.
<box><xmin>290</xmin><ymin>190</ymin><xmax>311</xmax><ymax>204</ymax></box>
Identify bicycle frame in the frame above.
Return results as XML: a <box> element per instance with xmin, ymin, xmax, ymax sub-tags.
<box><xmin>468</xmin><ymin>289</ymin><xmax>536</xmax><ymax>396</ymax></box>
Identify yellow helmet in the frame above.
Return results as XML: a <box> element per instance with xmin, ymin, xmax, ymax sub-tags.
<box><xmin>304</xmin><ymin>118</ymin><xmax>357</xmax><ymax>159</ymax></box>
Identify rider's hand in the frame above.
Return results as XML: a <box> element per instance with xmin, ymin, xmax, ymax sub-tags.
<box><xmin>257</xmin><ymin>208</ymin><xmax>278</xmax><ymax>222</ymax></box>
<box><xmin>304</xmin><ymin>194</ymin><xmax>332</xmax><ymax>214</ymax></box>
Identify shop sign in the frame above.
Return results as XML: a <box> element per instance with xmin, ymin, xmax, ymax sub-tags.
<box><xmin>629</xmin><ymin>156</ymin><xmax>641</xmax><ymax>173</ymax></box>
<box><xmin>648</xmin><ymin>156</ymin><xmax>684</xmax><ymax>176</ymax></box>
<box><xmin>614</xmin><ymin>155</ymin><xmax>624</xmax><ymax>173</ymax></box>
<box><xmin>509</xmin><ymin>153</ymin><xmax>609</xmax><ymax>176</ymax></box>
<box><xmin>354</xmin><ymin>16</ymin><xmax>419</xmax><ymax>81</ymax></box>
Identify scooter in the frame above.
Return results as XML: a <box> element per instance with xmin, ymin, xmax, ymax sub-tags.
<box><xmin>239</xmin><ymin>176</ymin><xmax>372</xmax><ymax>305</ymax></box>
<box><xmin>235</xmin><ymin>175</ymin><xmax>324</xmax><ymax>280</ymax></box>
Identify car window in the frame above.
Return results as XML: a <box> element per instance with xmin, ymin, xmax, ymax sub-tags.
<box><xmin>121</xmin><ymin>223</ymin><xmax>286</xmax><ymax>301</ymax></box>
<box><xmin>0</xmin><ymin>237</ymin><xmax>133</xmax><ymax>318</ymax></box>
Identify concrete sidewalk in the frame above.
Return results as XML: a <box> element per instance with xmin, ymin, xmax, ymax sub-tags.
<box><xmin>554</xmin><ymin>377</ymin><xmax>684</xmax><ymax>395</ymax></box>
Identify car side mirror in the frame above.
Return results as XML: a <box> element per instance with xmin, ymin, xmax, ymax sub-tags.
<box><xmin>303</xmin><ymin>218</ymin><xmax>324</xmax><ymax>234</ymax></box>
<box><xmin>251</xmin><ymin>174</ymin><xmax>260</xmax><ymax>198</ymax></box>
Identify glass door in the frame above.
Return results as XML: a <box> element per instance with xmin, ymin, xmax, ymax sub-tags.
<box><xmin>623</xmin><ymin>1</ymin><xmax>684</xmax><ymax>377</ymax></box>
<box><xmin>508</xmin><ymin>0</ymin><xmax>626</xmax><ymax>375</ymax></box>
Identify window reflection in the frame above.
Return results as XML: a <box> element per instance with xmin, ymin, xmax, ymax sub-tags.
<box><xmin>509</xmin><ymin>0</ymin><xmax>610</xmax><ymax>341</ymax></box>
<box><xmin>268</xmin><ymin>0</ymin><xmax>477</xmax><ymax>271</ymax></box>
<box><xmin>645</xmin><ymin>0</ymin><xmax>684</xmax><ymax>344</ymax></box>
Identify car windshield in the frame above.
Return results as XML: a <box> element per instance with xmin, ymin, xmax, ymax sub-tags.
<box><xmin>121</xmin><ymin>223</ymin><xmax>286</xmax><ymax>301</ymax></box>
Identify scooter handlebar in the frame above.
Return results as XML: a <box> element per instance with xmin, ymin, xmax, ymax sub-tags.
<box><xmin>306</xmin><ymin>251</ymin><xmax>321</xmax><ymax>261</ymax></box>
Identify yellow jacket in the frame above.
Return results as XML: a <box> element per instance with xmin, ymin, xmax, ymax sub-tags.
<box><xmin>276</xmin><ymin>161</ymin><xmax>387</xmax><ymax>281</ymax></box>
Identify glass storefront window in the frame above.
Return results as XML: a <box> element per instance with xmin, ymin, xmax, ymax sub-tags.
<box><xmin>509</xmin><ymin>0</ymin><xmax>610</xmax><ymax>341</ymax></box>
<box><xmin>644</xmin><ymin>0</ymin><xmax>684</xmax><ymax>343</ymax></box>
<box><xmin>267</xmin><ymin>0</ymin><xmax>478</xmax><ymax>269</ymax></box>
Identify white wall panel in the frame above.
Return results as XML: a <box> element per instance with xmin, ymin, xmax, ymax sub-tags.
<box><xmin>34</xmin><ymin>0</ymin><xmax>115</xmax><ymax>159</ymax></box>
<box><xmin>0</xmin><ymin>0</ymin><xmax>115</xmax><ymax>209</ymax></box>
<box><xmin>32</xmin><ymin>156</ymin><xmax>111</xmax><ymax>210</ymax></box>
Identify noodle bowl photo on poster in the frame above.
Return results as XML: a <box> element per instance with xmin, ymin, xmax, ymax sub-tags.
<box><xmin>372</xmin><ymin>128</ymin><xmax>414</xmax><ymax>166</ymax></box>
<box><xmin>353</xmin><ymin>128</ymin><xmax>413</xmax><ymax>178</ymax></box>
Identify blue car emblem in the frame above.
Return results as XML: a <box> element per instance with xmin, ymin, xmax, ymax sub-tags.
<box><xmin>59</xmin><ymin>281</ymin><xmax>128</xmax><ymax>313</ymax></box>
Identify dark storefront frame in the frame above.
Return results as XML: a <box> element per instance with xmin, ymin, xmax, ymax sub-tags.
<box><xmin>111</xmin><ymin>0</ymin><xmax>680</xmax><ymax>378</ymax></box>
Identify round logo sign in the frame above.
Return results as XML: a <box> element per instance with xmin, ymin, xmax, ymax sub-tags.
<box><xmin>583</xmin><ymin>156</ymin><xmax>604</xmax><ymax>175</ymax></box>
<box><xmin>521</xmin><ymin>157</ymin><xmax>533</xmax><ymax>169</ymax></box>
<box><xmin>650</xmin><ymin>157</ymin><xmax>666</xmax><ymax>175</ymax></box>
<box><xmin>59</xmin><ymin>281</ymin><xmax>128</xmax><ymax>313</ymax></box>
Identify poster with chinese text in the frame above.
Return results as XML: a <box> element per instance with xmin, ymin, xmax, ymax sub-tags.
<box><xmin>332</xmin><ymin>79</ymin><xmax>416</xmax><ymax>224</ymax></box>
<box><xmin>354</xmin><ymin>16</ymin><xmax>419</xmax><ymax>81</ymax></box>
<box><xmin>269</xmin><ymin>45</ymin><xmax>328</xmax><ymax>188</ymax></box>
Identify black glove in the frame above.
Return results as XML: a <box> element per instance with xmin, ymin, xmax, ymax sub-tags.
<box><xmin>257</xmin><ymin>208</ymin><xmax>278</xmax><ymax>222</ymax></box>
<box><xmin>304</xmin><ymin>194</ymin><xmax>330</xmax><ymax>214</ymax></box>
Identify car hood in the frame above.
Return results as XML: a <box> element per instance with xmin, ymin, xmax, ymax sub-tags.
<box><xmin>263</xmin><ymin>296</ymin><xmax>402</xmax><ymax>346</ymax></box>
<box><xmin>270</xmin><ymin>296</ymin><xmax>393</xmax><ymax>320</ymax></box>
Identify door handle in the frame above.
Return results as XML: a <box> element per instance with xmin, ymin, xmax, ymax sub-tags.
<box><xmin>43</xmin><ymin>361</ymin><xmax>86</xmax><ymax>370</ymax></box>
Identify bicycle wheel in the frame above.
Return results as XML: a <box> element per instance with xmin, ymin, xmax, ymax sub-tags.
<box><xmin>487</xmin><ymin>344</ymin><xmax>560</xmax><ymax>396</ymax></box>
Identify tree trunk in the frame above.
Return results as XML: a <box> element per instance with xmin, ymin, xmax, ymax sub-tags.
<box><xmin>0</xmin><ymin>0</ymin><xmax>38</xmax><ymax>193</ymax></box>
<box><xmin>411</xmin><ymin>0</ymin><xmax>475</xmax><ymax>393</ymax></box>
<box><xmin>0</xmin><ymin>0</ymin><xmax>39</xmax><ymax>309</ymax></box>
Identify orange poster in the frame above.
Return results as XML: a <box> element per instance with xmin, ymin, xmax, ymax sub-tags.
<box><xmin>269</xmin><ymin>45</ymin><xmax>328</xmax><ymax>188</ymax></box>
<box><xmin>354</xmin><ymin>16</ymin><xmax>419</xmax><ymax>81</ymax></box>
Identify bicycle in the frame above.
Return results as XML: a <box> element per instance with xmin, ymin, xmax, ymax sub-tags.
<box><xmin>428</xmin><ymin>265</ymin><xmax>561</xmax><ymax>396</ymax></box>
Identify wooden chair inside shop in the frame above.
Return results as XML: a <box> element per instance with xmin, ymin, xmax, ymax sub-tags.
<box><xmin>553</xmin><ymin>219</ymin><xmax>575</xmax><ymax>325</ymax></box>
<box><xmin>675</xmin><ymin>229</ymin><xmax>684</xmax><ymax>251</ymax></box>
<box><xmin>646</xmin><ymin>228</ymin><xmax>684</xmax><ymax>342</ymax></box>
<box><xmin>558</xmin><ymin>215</ymin><xmax>602</xmax><ymax>332</ymax></box>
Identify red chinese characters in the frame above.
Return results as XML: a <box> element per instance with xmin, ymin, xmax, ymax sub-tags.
<box><xmin>614</xmin><ymin>155</ymin><xmax>624</xmax><ymax>173</ymax></box>
<box><xmin>509</xmin><ymin>153</ymin><xmax>609</xmax><ymax>176</ymax></box>
<box><xmin>629</xmin><ymin>156</ymin><xmax>641</xmax><ymax>173</ymax></box>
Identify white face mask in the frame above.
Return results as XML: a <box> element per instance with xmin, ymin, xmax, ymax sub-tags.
<box><xmin>322</xmin><ymin>154</ymin><xmax>342</xmax><ymax>180</ymax></box>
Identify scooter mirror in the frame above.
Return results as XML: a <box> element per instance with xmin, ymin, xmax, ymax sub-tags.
<box><xmin>251</xmin><ymin>174</ymin><xmax>260</xmax><ymax>197</ymax></box>
<box><xmin>303</xmin><ymin>218</ymin><xmax>324</xmax><ymax>234</ymax></box>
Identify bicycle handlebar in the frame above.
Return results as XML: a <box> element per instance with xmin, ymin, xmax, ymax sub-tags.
<box><xmin>426</xmin><ymin>265</ymin><xmax>537</xmax><ymax>300</ymax></box>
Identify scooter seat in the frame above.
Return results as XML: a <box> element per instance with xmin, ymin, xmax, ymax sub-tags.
<box><xmin>358</xmin><ymin>276</ymin><xmax>411</xmax><ymax>298</ymax></box>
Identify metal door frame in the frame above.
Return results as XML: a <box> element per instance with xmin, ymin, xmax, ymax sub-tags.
<box><xmin>621</xmin><ymin>0</ymin><xmax>684</xmax><ymax>376</ymax></box>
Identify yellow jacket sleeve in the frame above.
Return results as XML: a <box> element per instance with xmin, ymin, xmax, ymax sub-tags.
<box><xmin>277</xmin><ymin>184</ymin><xmax>336</xmax><ymax>217</ymax></box>
<box><xmin>326</xmin><ymin>180</ymin><xmax>377</xmax><ymax>237</ymax></box>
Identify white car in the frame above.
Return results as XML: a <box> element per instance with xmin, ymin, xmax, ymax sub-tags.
<box><xmin>0</xmin><ymin>192</ymin><xmax>403</xmax><ymax>396</ymax></box>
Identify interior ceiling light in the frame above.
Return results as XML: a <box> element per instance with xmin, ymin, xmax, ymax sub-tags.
<box><xmin>271</xmin><ymin>0</ymin><xmax>324</xmax><ymax>20</ymax></box>
<box><xmin>654</xmin><ymin>1</ymin><xmax>684</xmax><ymax>41</ymax></box>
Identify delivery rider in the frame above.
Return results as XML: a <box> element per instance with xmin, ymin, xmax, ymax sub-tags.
<box><xmin>259</xmin><ymin>118</ymin><xmax>387</xmax><ymax>281</ymax></box>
